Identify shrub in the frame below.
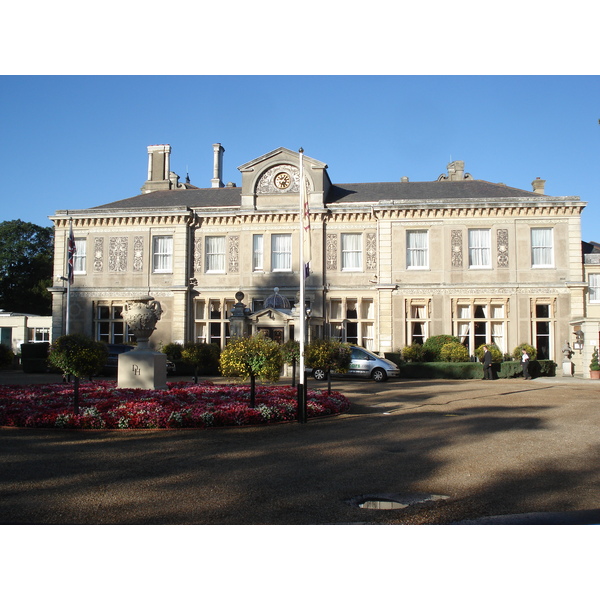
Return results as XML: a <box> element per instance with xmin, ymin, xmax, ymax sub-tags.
<box><xmin>0</xmin><ymin>343</ymin><xmax>14</xmax><ymax>368</ymax></box>
<box><xmin>440</xmin><ymin>341</ymin><xmax>470</xmax><ymax>362</ymax></box>
<box><xmin>422</xmin><ymin>335</ymin><xmax>460</xmax><ymax>362</ymax></box>
<box><xmin>181</xmin><ymin>342</ymin><xmax>221</xmax><ymax>383</ymax></box>
<box><xmin>402</xmin><ymin>343</ymin><xmax>424</xmax><ymax>362</ymax></box>
<box><xmin>512</xmin><ymin>343</ymin><xmax>537</xmax><ymax>361</ymax></box>
<box><xmin>48</xmin><ymin>334</ymin><xmax>108</xmax><ymax>379</ymax></box>
<box><xmin>590</xmin><ymin>347</ymin><xmax>600</xmax><ymax>371</ymax></box>
<box><xmin>162</xmin><ymin>342</ymin><xmax>184</xmax><ymax>362</ymax></box>
<box><xmin>474</xmin><ymin>343</ymin><xmax>503</xmax><ymax>363</ymax></box>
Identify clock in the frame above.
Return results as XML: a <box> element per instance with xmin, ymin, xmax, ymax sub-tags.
<box><xmin>274</xmin><ymin>172</ymin><xmax>291</xmax><ymax>190</ymax></box>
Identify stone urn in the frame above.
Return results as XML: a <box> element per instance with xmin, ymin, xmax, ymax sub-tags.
<box><xmin>123</xmin><ymin>296</ymin><xmax>163</xmax><ymax>349</ymax></box>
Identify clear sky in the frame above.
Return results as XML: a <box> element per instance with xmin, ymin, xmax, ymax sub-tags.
<box><xmin>1</xmin><ymin>75</ymin><xmax>598</xmax><ymax>241</ymax></box>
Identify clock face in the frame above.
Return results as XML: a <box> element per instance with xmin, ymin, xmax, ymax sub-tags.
<box><xmin>274</xmin><ymin>172</ymin><xmax>291</xmax><ymax>189</ymax></box>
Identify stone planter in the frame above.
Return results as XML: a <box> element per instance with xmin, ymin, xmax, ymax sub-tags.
<box><xmin>590</xmin><ymin>370</ymin><xmax>600</xmax><ymax>380</ymax></box>
<box><xmin>122</xmin><ymin>296</ymin><xmax>163</xmax><ymax>348</ymax></box>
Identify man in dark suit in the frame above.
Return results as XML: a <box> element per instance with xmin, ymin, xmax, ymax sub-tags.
<box><xmin>482</xmin><ymin>345</ymin><xmax>493</xmax><ymax>380</ymax></box>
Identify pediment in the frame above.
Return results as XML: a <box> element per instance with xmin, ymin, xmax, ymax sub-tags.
<box><xmin>238</xmin><ymin>147</ymin><xmax>327</xmax><ymax>173</ymax></box>
<box><xmin>249</xmin><ymin>307</ymin><xmax>294</xmax><ymax>324</ymax></box>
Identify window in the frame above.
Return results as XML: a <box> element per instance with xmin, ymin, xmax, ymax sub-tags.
<box><xmin>328</xmin><ymin>297</ymin><xmax>375</xmax><ymax>349</ymax></box>
<box><xmin>194</xmin><ymin>298</ymin><xmax>234</xmax><ymax>349</ymax></box>
<box><xmin>253</xmin><ymin>235</ymin><xmax>264</xmax><ymax>271</ymax></box>
<box><xmin>468</xmin><ymin>229</ymin><xmax>491</xmax><ymax>268</ymax></box>
<box><xmin>531</xmin><ymin>228</ymin><xmax>554</xmax><ymax>267</ymax></box>
<box><xmin>28</xmin><ymin>327</ymin><xmax>50</xmax><ymax>342</ymax></box>
<box><xmin>73</xmin><ymin>238</ymin><xmax>87</xmax><ymax>273</ymax></box>
<box><xmin>271</xmin><ymin>234</ymin><xmax>292</xmax><ymax>271</ymax></box>
<box><xmin>454</xmin><ymin>299</ymin><xmax>509</xmax><ymax>355</ymax></box>
<box><xmin>590</xmin><ymin>273</ymin><xmax>600</xmax><ymax>303</ymax></box>
<box><xmin>152</xmin><ymin>236</ymin><xmax>173</xmax><ymax>273</ymax></box>
<box><xmin>205</xmin><ymin>236</ymin><xmax>226</xmax><ymax>272</ymax></box>
<box><xmin>407</xmin><ymin>230</ymin><xmax>428</xmax><ymax>268</ymax></box>
<box><xmin>95</xmin><ymin>304</ymin><xmax>134</xmax><ymax>344</ymax></box>
<box><xmin>407</xmin><ymin>302</ymin><xmax>429</xmax><ymax>345</ymax></box>
<box><xmin>341</xmin><ymin>233</ymin><xmax>362</xmax><ymax>271</ymax></box>
<box><xmin>533</xmin><ymin>301</ymin><xmax>554</xmax><ymax>360</ymax></box>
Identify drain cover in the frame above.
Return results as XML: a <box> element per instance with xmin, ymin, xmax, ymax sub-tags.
<box><xmin>349</xmin><ymin>493</ymin><xmax>449</xmax><ymax>510</ymax></box>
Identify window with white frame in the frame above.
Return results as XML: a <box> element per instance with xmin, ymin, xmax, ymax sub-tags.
<box><xmin>95</xmin><ymin>303</ymin><xmax>134</xmax><ymax>344</ymax></box>
<box><xmin>341</xmin><ymin>233</ymin><xmax>362</xmax><ymax>271</ymax></box>
<box><xmin>271</xmin><ymin>234</ymin><xmax>292</xmax><ymax>271</ymax></box>
<box><xmin>205</xmin><ymin>236</ymin><xmax>226</xmax><ymax>273</ymax></box>
<box><xmin>73</xmin><ymin>238</ymin><xmax>87</xmax><ymax>273</ymax></box>
<box><xmin>407</xmin><ymin>301</ymin><xmax>430</xmax><ymax>345</ymax></box>
<box><xmin>533</xmin><ymin>301</ymin><xmax>554</xmax><ymax>359</ymax></box>
<box><xmin>193</xmin><ymin>298</ymin><xmax>234</xmax><ymax>349</ymax></box>
<box><xmin>406</xmin><ymin>230</ymin><xmax>429</xmax><ymax>269</ymax></box>
<box><xmin>253</xmin><ymin>235</ymin><xmax>264</xmax><ymax>271</ymax></box>
<box><xmin>531</xmin><ymin>228</ymin><xmax>554</xmax><ymax>267</ymax></box>
<box><xmin>328</xmin><ymin>297</ymin><xmax>374</xmax><ymax>349</ymax></box>
<box><xmin>468</xmin><ymin>229</ymin><xmax>491</xmax><ymax>268</ymax></box>
<box><xmin>152</xmin><ymin>235</ymin><xmax>173</xmax><ymax>273</ymax></box>
<box><xmin>454</xmin><ymin>299</ymin><xmax>508</xmax><ymax>355</ymax></box>
<box><xmin>590</xmin><ymin>273</ymin><xmax>600</xmax><ymax>303</ymax></box>
<box><xmin>27</xmin><ymin>327</ymin><xmax>50</xmax><ymax>342</ymax></box>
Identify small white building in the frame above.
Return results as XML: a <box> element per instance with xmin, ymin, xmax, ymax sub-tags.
<box><xmin>0</xmin><ymin>310</ymin><xmax>52</xmax><ymax>354</ymax></box>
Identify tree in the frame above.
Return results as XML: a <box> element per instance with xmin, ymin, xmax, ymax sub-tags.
<box><xmin>305</xmin><ymin>339</ymin><xmax>352</xmax><ymax>394</ymax></box>
<box><xmin>0</xmin><ymin>220</ymin><xmax>54</xmax><ymax>315</ymax></box>
<box><xmin>48</xmin><ymin>334</ymin><xmax>108</xmax><ymax>414</ymax></box>
<box><xmin>181</xmin><ymin>342</ymin><xmax>220</xmax><ymax>383</ymax></box>
<box><xmin>219</xmin><ymin>335</ymin><xmax>284</xmax><ymax>407</ymax></box>
<box><xmin>422</xmin><ymin>335</ymin><xmax>460</xmax><ymax>362</ymax></box>
<box><xmin>440</xmin><ymin>341</ymin><xmax>470</xmax><ymax>362</ymax></box>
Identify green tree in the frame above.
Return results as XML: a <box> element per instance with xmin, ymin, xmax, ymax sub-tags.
<box><xmin>0</xmin><ymin>220</ymin><xmax>54</xmax><ymax>315</ymax></box>
<box><xmin>474</xmin><ymin>343</ymin><xmax>503</xmax><ymax>363</ymax></box>
<box><xmin>440</xmin><ymin>341</ymin><xmax>470</xmax><ymax>362</ymax></box>
<box><xmin>48</xmin><ymin>334</ymin><xmax>108</xmax><ymax>414</ymax></box>
<box><xmin>305</xmin><ymin>339</ymin><xmax>352</xmax><ymax>394</ymax></box>
<box><xmin>402</xmin><ymin>342</ymin><xmax>424</xmax><ymax>362</ymax></box>
<box><xmin>422</xmin><ymin>335</ymin><xmax>460</xmax><ymax>361</ymax></box>
<box><xmin>219</xmin><ymin>335</ymin><xmax>284</xmax><ymax>407</ymax></box>
<box><xmin>512</xmin><ymin>343</ymin><xmax>537</xmax><ymax>361</ymax></box>
<box><xmin>181</xmin><ymin>342</ymin><xmax>220</xmax><ymax>383</ymax></box>
<box><xmin>0</xmin><ymin>343</ymin><xmax>14</xmax><ymax>368</ymax></box>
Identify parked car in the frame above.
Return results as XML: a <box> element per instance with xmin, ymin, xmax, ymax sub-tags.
<box><xmin>102</xmin><ymin>344</ymin><xmax>175</xmax><ymax>376</ymax></box>
<box><xmin>311</xmin><ymin>345</ymin><xmax>399</xmax><ymax>382</ymax></box>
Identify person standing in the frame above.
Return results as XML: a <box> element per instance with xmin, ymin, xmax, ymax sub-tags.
<box><xmin>521</xmin><ymin>349</ymin><xmax>531</xmax><ymax>379</ymax></box>
<box><xmin>482</xmin><ymin>345</ymin><xmax>493</xmax><ymax>380</ymax></box>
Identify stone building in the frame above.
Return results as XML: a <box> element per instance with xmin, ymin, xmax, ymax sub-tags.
<box><xmin>49</xmin><ymin>143</ymin><xmax>598</xmax><ymax>375</ymax></box>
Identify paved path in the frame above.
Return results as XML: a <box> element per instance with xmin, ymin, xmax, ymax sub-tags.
<box><xmin>1</xmin><ymin>370</ymin><xmax>600</xmax><ymax>524</ymax></box>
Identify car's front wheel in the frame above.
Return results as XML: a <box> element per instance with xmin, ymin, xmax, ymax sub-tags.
<box><xmin>312</xmin><ymin>368</ymin><xmax>327</xmax><ymax>381</ymax></box>
<box><xmin>371</xmin><ymin>367</ymin><xmax>387</xmax><ymax>382</ymax></box>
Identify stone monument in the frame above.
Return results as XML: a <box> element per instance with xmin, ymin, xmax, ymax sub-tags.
<box><xmin>117</xmin><ymin>296</ymin><xmax>167</xmax><ymax>390</ymax></box>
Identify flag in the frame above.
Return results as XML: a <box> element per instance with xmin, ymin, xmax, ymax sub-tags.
<box><xmin>301</xmin><ymin>153</ymin><xmax>311</xmax><ymax>278</ymax></box>
<box><xmin>67</xmin><ymin>220</ymin><xmax>76</xmax><ymax>284</ymax></box>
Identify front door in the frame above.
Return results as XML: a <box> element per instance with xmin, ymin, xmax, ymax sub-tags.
<box><xmin>257</xmin><ymin>327</ymin><xmax>284</xmax><ymax>344</ymax></box>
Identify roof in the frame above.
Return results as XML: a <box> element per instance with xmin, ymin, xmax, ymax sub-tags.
<box><xmin>90</xmin><ymin>179</ymin><xmax>547</xmax><ymax>212</ymax></box>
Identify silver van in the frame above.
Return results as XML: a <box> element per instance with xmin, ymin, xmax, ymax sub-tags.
<box><xmin>311</xmin><ymin>345</ymin><xmax>400</xmax><ymax>382</ymax></box>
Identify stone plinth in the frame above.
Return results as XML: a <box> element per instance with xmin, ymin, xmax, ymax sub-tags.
<box><xmin>562</xmin><ymin>361</ymin><xmax>574</xmax><ymax>377</ymax></box>
<box><xmin>118</xmin><ymin>349</ymin><xmax>167</xmax><ymax>390</ymax></box>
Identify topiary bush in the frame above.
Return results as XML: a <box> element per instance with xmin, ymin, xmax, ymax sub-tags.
<box><xmin>440</xmin><ymin>341</ymin><xmax>470</xmax><ymax>362</ymax></box>
<box><xmin>0</xmin><ymin>343</ymin><xmax>14</xmax><ymax>368</ymax></box>
<box><xmin>512</xmin><ymin>343</ymin><xmax>537</xmax><ymax>361</ymax></box>
<box><xmin>474</xmin><ymin>343</ymin><xmax>503</xmax><ymax>363</ymax></box>
<box><xmin>402</xmin><ymin>343</ymin><xmax>424</xmax><ymax>362</ymax></box>
<box><xmin>422</xmin><ymin>335</ymin><xmax>460</xmax><ymax>362</ymax></box>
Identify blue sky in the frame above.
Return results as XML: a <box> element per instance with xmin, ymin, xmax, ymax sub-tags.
<box><xmin>1</xmin><ymin>75</ymin><xmax>599</xmax><ymax>241</ymax></box>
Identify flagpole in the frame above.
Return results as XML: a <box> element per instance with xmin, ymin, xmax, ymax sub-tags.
<box><xmin>297</xmin><ymin>148</ymin><xmax>307</xmax><ymax>423</ymax></box>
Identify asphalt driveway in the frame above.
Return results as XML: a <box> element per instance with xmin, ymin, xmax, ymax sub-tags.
<box><xmin>1</xmin><ymin>371</ymin><xmax>600</xmax><ymax>525</ymax></box>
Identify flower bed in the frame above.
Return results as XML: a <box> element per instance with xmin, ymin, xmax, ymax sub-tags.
<box><xmin>0</xmin><ymin>381</ymin><xmax>350</xmax><ymax>429</ymax></box>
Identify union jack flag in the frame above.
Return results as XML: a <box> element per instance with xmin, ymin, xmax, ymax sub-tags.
<box><xmin>67</xmin><ymin>220</ymin><xmax>76</xmax><ymax>284</ymax></box>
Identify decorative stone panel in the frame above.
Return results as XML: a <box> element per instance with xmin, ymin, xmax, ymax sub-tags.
<box><xmin>326</xmin><ymin>233</ymin><xmax>338</xmax><ymax>270</ymax></box>
<box><xmin>229</xmin><ymin>236</ymin><xmax>239</xmax><ymax>273</ymax></box>
<box><xmin>497</xmin><ymin>229</ymin><xmax>509</xmax><ymax>268</ymax></box>
<box><xmin>451</xmin><ymin>230</ymin><xmax>463</xmax><ymax>267</ymax></box>
<box><xmin>193</xmin><ymin>236</ymin><xmax>202</xmax><ymax>274</ymax></box>
<box><xmin>133</xmin><ymin>236</ymin><xmax>144</xmax><ymax>272</ymax></box>
<box><xmin>94</xmin><ymin>237</ymin><xmax>104</xmax><ymax>272</ymax></box>
<box><xmin>109</xmin><ymin>236</ymin><xmax>128</xmax><ymax>272</ymax></box>
<box><xmin>256</xmin><ymin>165</ymin><xmax>301</xmax><ymax>194</ymax></box>
<box><xmin>366</xmin><ymin>233</ymin><xmax>377</xmax><ymax>271</ymax></box>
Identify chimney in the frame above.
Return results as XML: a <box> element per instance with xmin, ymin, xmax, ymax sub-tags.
<box><xmin>211</xmin><ymin>143</ymin><xmax>225</xmax><ymax>188</ymax></box>
<box><xmin>141</xmin><ymin>144</ymin><xmax>172</xmax><ymax>193</ymax></box>
<box><xmin>447</xmin><ymin>160</ymin><xmax>465</xmax><ymax>181</ymax></box>
<box><xmin>532</xmin><ymin>177</ymin><xmax>546</xmax><ymax>195</ymax></box>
